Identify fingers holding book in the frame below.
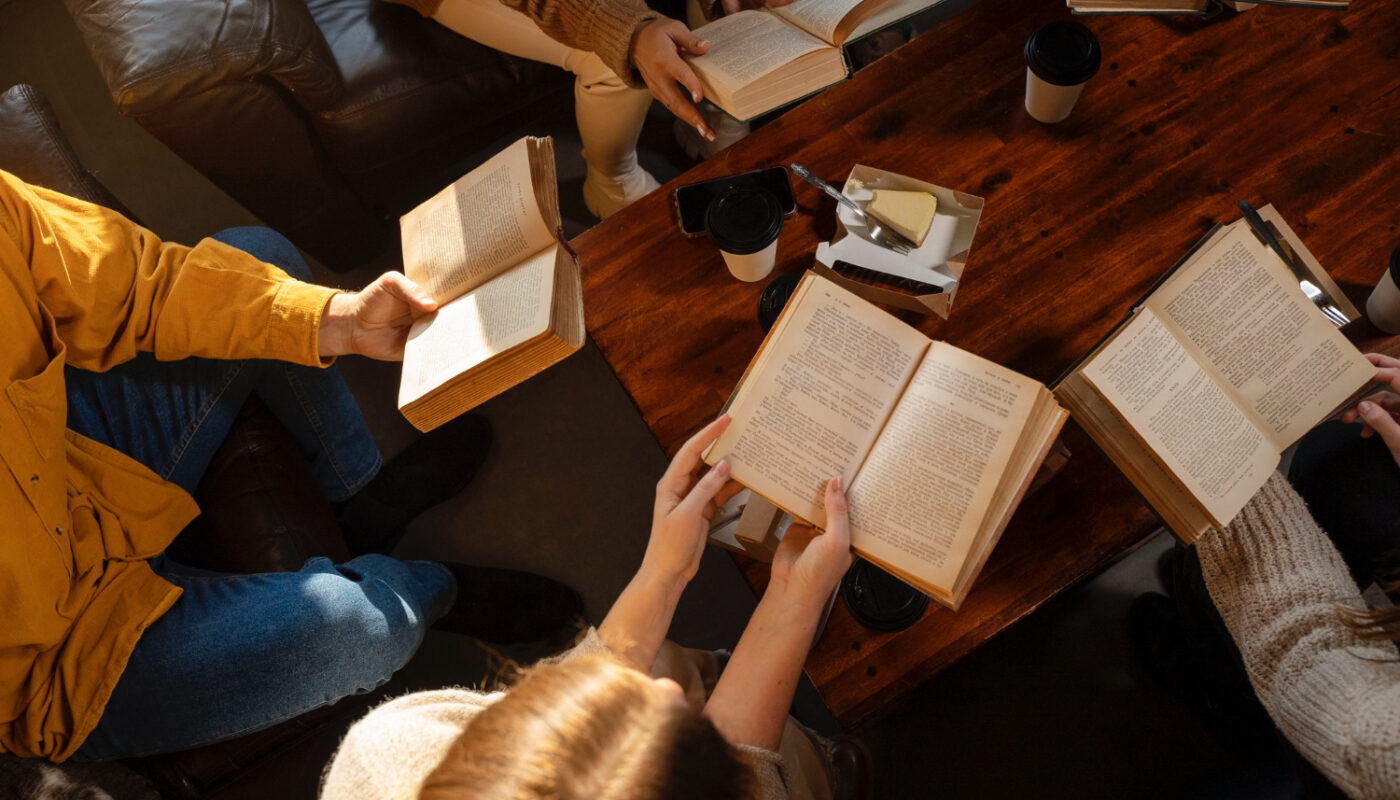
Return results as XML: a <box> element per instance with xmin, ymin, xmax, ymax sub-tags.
<box><xmin>772</xmin><ymin>476</ymin><xmax>855</xmax><ymax>610</ymax></box>
<box><xmin>632</xmin><ymin>18</ymin><xmax>715</xmax><ymax>141</ymax></box>
<box><xmin>319</xmin><ymin>271</ymin><xmax>437</xmax><ymax>361</ymax></box>
<box><xmin>1330</xmin><ymin>353</ymin><xmax>1400</xmax><ymax>466</ymax></box>
<box><xmin>645</xmin><ymin>415</ymin><xmax>743</xmax><ymax>583</ymax></box>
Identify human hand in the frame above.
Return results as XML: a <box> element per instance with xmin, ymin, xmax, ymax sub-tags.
<box><xmin>770</xmin><ymin>477</ymin><xmax>854</xmax><ymax>610</ymax></box>
<box><xmin>632</xmin><ymin>18</ymin><xmax>716</xmax><ymax>142</ymax></box>
<box><xmin>318</xmin><ymin>272</ymin><xmax>437</xmax><ymax>360</ymax></box>
<box><xmin>641</xmin><ymin>415</ymin><xmax>744</xmax><ymax>584</ymax></box>
<box><xmin>1340</xmin><ymin>353</ymin><xmax>1400</xmax><ymax>466</ymax></box>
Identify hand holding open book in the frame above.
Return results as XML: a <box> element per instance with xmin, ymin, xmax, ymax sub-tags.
<box><xmin>397</xmin><ymin>137</ymin><xmax>584</xmax><ymax>431</ymax></box>
<box><xmin>318</xmin><ymin>272</ymin><xmax>439</xmax><ymax>361</ymax></box>
<box><xmin>1055</xmin><ymin>211</ymin><xmax>1373</xmax><ymax>541</ymax></box>
<box><xmin>685</xmin><ymin>0</ymin><xmax>928</xmax><ymax>120</ymax></box>
<box><xmin>1339</xmin><ymin>352</ymin><xmax>1400</xmax><ymax>466</ymax></box>
<box><xmin>704</xmin><ymin>272</ymin><xmax>1067</xmax><ymax>608</ymax></box>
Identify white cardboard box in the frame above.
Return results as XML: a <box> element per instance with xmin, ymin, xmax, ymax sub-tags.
<box><xmin>814</xmin><ymin>164</ymin><xmax>984</xmax><ymax>317</ymax></box>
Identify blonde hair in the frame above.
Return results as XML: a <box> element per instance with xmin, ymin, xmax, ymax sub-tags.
<box><xmin>1339</xmin><ymin>577</ymin><xmax>1400</xmax><ymax>643</ymax></box>
<box><xmin>418</xmin><ymin>653</ymin><xmax>754</xmax><ymax>800</ymax></box>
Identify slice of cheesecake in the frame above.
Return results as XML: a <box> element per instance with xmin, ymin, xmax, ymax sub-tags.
<box><xmin>865</xmin><ymin>189</ymin><xmax>937</xmax><ymax>247</ymax></box>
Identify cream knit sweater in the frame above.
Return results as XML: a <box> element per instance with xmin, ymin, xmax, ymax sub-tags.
<box><xmin>1199</xmin><ymin>471</ymin><xmax>1400</xmax><ymax>799</ymax></box>
<box><xmin>319</xmin><ymin>630</ymin><xmax>814</xmax><ymax>800</ymax></box>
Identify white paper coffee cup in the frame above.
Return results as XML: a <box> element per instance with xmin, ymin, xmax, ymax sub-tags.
<box><xmin>719</xmin><ymin>239</ymin><xmax>779</xmax><ymax>282</ymax></box>
<box><xmin>1366</xmin><ymin>245</ymin><xmax>1400</xmax><ymax>333</ymax></box>
<box><xmin>706</xmin><ymin>187</ymin><xmax>783</xmax><ymax>283</ymax></box>
<box><xmin>1024</xmin><ymin>21</ymin><xmax>1101</xmax><ymax>124</ymax></box>
<box><xmin>1025</xmin><ymin>72</ymin><xmax>1088</xmax><ymax>124</ymax></box>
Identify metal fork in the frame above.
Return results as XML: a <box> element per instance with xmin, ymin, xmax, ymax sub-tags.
<box><xmin>1299</xmin><ymin>279</ymin><xmax>1350</xmax><ymax>327</ymax></box>
<box><xmin>790</xmin><ymin>164</ymin><xmax>914</xmax><ymax>255</ymax></box>
<box><xmin>1237</xmin><ymin>199</ymin><xmax>1350</xmax><ymax>328</ymax></box>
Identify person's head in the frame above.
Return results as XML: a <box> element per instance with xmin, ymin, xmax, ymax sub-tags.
<box><xmin>418</xmin><ymin>653</ymin><xmax>754</xmax><ymax>800</ymax></box>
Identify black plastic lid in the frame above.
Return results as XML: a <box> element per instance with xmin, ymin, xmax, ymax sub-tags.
<box><xmin>840</xmin><ymin>559</ymin><xmax>930</xmax><ymax>633</ymax></box>
<box><xmin>1025</xmin><ymin>20</ymin><xmax>1102</xmax><ymax>87</ymax></box>
<box><xmin>1390</xmin><ymin>241</ymin><xmax>1400</xmax><ymax>284</ymax></box>
<box><xmin>758</xmin><ymin>272</ymin><xmax>802</xmax><ymax>332</ymax></box>
<box><xmin>706</xmin><ymin>187</ymin><xmax>783</xmax><ymax>255</ymax></box>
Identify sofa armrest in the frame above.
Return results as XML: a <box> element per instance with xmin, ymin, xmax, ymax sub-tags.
<box><xmin>63</xmin><ymin>0</ymin><xmax>343</xmax><ymax>115</ymax></box>
<box><xmin>0</xmin><ymin>84</ymin><xmax>137</xmax><ymax>219</ymax></box>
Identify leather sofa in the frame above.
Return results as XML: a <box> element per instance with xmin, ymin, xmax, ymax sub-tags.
<box><xmin>61</xmin><ymin>0</ymin><xmax>569</xmax><ymax>270</ymax></box>
<box><xmin>0</xmin><ymin>82</ymin><xmax>405</xmax><ymax>799</ymax></box>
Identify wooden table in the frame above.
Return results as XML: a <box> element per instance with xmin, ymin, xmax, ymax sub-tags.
<box><xmin>572</xmin><ymin>0</ymin><xmax>1400</xmax><ymax>726</ymax></box>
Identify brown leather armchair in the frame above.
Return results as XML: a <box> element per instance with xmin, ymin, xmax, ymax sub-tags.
<box><xmin>62</xmin><ymin>0</ymin><xmax>568</xmax><ymax>270</ymax></box>
<box><xmin>0</xmin><ymin>83</ymin><xmax>405</xmax><ymax>799</ymax></box>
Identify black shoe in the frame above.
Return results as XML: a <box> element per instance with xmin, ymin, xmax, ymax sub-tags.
<box><xmin>432</xmin><ymin>562</ymin><xmax>585</xmax><ymax>645</ymax></box>
<box><xmin>339</xmin><ymin>414</ymin><xmax>492</xmax><ymax>556</ymax></box>
<box><xmin>1129</xmin><ymin>591</ymin><xmax>1200</xmax><ymax>698</ymax></box>
<box><xmin>1155</xmin><ymin>542</ymin><xmax>1194</xmax><ymax>598</ymax></box>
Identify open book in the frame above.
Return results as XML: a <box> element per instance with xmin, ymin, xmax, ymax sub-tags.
<box><xmin>1054</xmin><ymin>217</ymin><xmax>1371</xmax><ymax>542</ymax></box>
<box><xmin>704</xmin><ymin>272</ymin><xmax>1068</xmax><ymax>608</ymax></box>
<box><xmin>397</xmin><ymin>137</ymin><xmax>584</xmax><ymax>432</ymax></box>
<box><xmin>686</xmin><ymin>0</ymin><xmax>928</xmax><ymax>121</ymax></box>
<box><xmin>1067</xmin><ymin>0</ymin><xmax>1343</xmax><ymax>14</ymax></box>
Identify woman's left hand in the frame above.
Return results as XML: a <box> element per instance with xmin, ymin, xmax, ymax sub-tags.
<box><xmin>641</xmin><ymin>415</ymin><xmax>743</xmax><ymax>584</ymax></box>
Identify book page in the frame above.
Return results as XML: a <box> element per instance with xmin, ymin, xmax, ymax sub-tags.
<box><xmin>400</xmin><ymin>138</ymin><xmax>555</xmax><ymax>305</ymax></box>
<box><xmin>689</xmin><ymin>10</ymin><xmax>831</xmax><ymax>88</ymax></box>
<box><xmin>398</xmin><ymin>244</ymin><xmax>558</xmax><ymax>408</ymax></box>
<box><xmin>1147</xmin><ymin>223</ymin><xmax>1373</xmax><ymax>448</ymax></box>
<box><xmin>769</xmin><ymin>0</ymin><xmax>864</xmax><ymax>43</ymax></box>
<box><xmin>708</xmin><ymin>276</ymin><xmax>930</xmax><ymax>526</ymax></box>
<box><xmin>1082</xmin><ymin>308</ymin><xmax>1277</xmax><ymax>526</ymax></box>
<box><xmin>849</xmin><ymin>0</ymin><xmax>943</xmax><ymax>40</ymax></box>
<box><xmin>770</xmin><ymin>0</ymin><xmax>895</xmax><ymax>45</ymax></box>
<box><xmin>847</xmin><ymin>344</ymin><xmax>1038</xmax><ymax>592</ymax></box>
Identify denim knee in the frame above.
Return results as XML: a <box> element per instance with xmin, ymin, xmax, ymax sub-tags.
<box><xmin>303</xmin><ymin>556</ymin><xmax>454</xmax><ymax>690</ymax></box>
<box><xmin>212</xmin><ymin>227</ymin><xmax>312</xmax><ymax>282</ymax></box>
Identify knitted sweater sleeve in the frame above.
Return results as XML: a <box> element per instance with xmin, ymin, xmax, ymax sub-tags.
<box><xmin>499</xmin><ymin>0</ymin><xmax>657</xmax><ymax>87</ymax></box>
<box><xmin>382</xmin><ymin>0</ymin><xmax>657</xmax><ymax>88</ymax></box>
<box><xmin>1198</xmin><ymin>471</ymin><xmax>1400</xmax><ymax>799</ymax></box>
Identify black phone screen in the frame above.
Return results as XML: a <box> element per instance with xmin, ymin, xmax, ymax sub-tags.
<box><xmin>673</xmin><ymin>166</ymin><xmax>796</xmax><ymax>236</ymax></box>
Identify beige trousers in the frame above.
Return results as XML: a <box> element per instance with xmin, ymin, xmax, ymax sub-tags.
<box><xmin>431</xmin><ymin>0</ymin><xmax>656</xmax><ymax>214</ymax></box>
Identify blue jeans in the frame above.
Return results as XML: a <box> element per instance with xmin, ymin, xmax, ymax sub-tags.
<box><xmin>68</xmin><ymin>228</ymin><xmax>455</xmax><ymax>761</ymax></box>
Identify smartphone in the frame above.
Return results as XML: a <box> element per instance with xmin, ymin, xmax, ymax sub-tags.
<box><xmin>673</xmin><ymin>166</ymin><xmax>797</xmax><ymax>237</ymax></box>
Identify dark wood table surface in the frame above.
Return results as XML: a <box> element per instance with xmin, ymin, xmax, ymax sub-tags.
<box><xmin>572</xmin><ymin>0</ymin><xmax>1400</xmax><ymax>726</ymax></box>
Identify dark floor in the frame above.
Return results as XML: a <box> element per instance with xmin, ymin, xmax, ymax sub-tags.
<box><xmin>0</xmin><ymin>1</ymin><xmax>1331</xmax><ymax>797</ymax></box>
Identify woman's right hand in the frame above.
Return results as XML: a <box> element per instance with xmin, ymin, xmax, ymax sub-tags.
<box><xmin>703</xmin><ymin>476</ymin><xmax>852</xmax><ymax>751</ymax></box>
<box><xmin>631</xmin><ymin>18</ymin><xmax>715</xmax><ymax>141</ymax></box>
<box><xmin>770</xmin><ymin>477</ymin><xmax>854</xmax><ymax>611</ymax></box>
<box><xmin>1340</xmin><ymin>353</ymin><xmax>1400</xmax><ymax>466</ymax></box>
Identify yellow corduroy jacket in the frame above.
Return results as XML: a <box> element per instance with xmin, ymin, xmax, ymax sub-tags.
<box><xmin>0</xmin><ymin>170</ymin><xmax>339</xmax><ymax>761</ymax></box>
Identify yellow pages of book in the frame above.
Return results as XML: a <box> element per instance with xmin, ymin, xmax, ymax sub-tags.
<box><xmin>396</xmin><ymin>137</ymin><xmax>583</xmax><ymax>431</ymax></box>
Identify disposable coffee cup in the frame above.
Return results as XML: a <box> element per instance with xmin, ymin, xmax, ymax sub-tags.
<box><xmin>706</xmin><ymin>186</ymin><xmax>783</xmax><ymax>282</ymax></box>
<box><xmin>1024</xmin><ymin>20</ymin><xmax>1101</xmax><ymax>124</ymax></box>
<box><xmin>1366</xmin><ymin>243</ymin><xmax>1400</xmax><ymax>333</ymax></box>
